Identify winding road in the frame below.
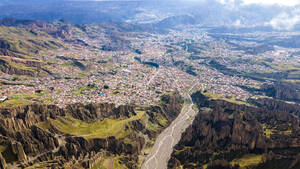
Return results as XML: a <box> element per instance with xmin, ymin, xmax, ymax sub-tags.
<box><xmin>142</xmin><ymin>84</ymin><xmax>198</xmax><ymax>169</ymax></box>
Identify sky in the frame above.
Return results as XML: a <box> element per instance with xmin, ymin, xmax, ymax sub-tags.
<box><xmin>183</xmin><ymin>0</ymin><xmax>300</xmax><ymax>6</ymax></box>
<box><xmin>241</xmin><ymin>0</ymin><xmax>300</xmax><ymax>6</ymax></box>
<box><xmin>192</xmin><ymin>0</ymin><xmax>300</xmax><ymax>30</ymax></box>
<box><xmin>5</xmin><ymin>0</ymin><xmax>297</xmax><ymax>6</ymax></box>
<box><xmin>1</xmin><ymin>0</ymin><xmax>300</xmax><ymax>30</ymax></box>
<box><xmin>73</xmin><ymin>0</ymin><xmax>300</xmax><ymax>6</ymax></box>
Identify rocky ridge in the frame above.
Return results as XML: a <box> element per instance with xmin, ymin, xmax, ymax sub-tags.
<box><xmin>168</xmin><ymin>91</ymin><xmax>300</xmax><ymax>169</ymax></box>
<box><xmin>0</xmin><ymin>92</ymin><xmax>183</xmax><ymax>168</ymax></box>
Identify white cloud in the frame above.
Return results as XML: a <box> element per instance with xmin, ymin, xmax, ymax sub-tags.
<box><xmin>242</xmin><ymin>0</ymin><xmax>300</xmax><ymax>6</ymax></box>
<box><xmin>183</xmin><ymin>0</ymin><xmax>300</xmax><ymax>7</ymax></box>
<box><xmin>80</xmin><ymin>0</ymin><xmax>300</xmax><ymax>6</ymax></box>
<box><xmin>268</xmin><ymin>12</ymin><xmax>300</xmax><ymax>30</ymax></box>
<box><xmin>233</xmin><ymin>19</ymin><xmax>242</xmax><ymax>26</ymax></box>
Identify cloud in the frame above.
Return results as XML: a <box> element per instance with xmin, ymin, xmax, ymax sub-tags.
<box><xmin>182</xmin><ymin>0</ymin><xmax>300</xmax><ymax>30</ymax></box>
<box><xmin>183</xmin><ymin>0</ymin><xmax>300</xmax><ymax>7</ymax></box>
<box><xmin>233</xmin><ymin>19</ymin><xmax>242</xmax><ymax>27</ymax></box>
<box><xmin>242</xmin><ymin>0</ymin><xmax>300</xmax><ymax>7</ymax></box>
<box><xmin>268</xmin><ymin>11</ymin><xmax>300</xmax><ymax>30</ymax></box>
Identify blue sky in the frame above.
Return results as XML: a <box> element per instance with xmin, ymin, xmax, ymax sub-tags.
<box><xmin>73</xmin><ymin>0</ymin><xmax>300</xmax><ymax>6</ymax></box>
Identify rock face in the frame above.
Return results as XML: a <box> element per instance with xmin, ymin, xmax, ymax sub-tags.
<box><xmin>66</xmin><ymin>103</ymin><xmax>136</xmax><ymax>122</ymax></box>
<box><xmin>11</xmin><ymin>142</ymin><xmax>27</xmax><ymax>161</ymax></box>
<box><xmin>0</xmin><ymin>59</ymin><xmax>35</xmax><ymax>76</ymax></box>
<box><xmin>261</xmin><ymin>82</ymin><xmax>300</xmax><ymax>103</ymax></box>
<box><xmin>249</xmin><ymin>97</ymin><xmax>300</xmax><ymax>117</ymax></box>
<box><xmin>0</xmin><ymin>18</ymin><xmax>73</xmax><ymax>40</ymax></box>
<box><xmin>168</xmin><ymin>91</ymin><xmax>300</xmax><ymax>169</ymax></box>
<box><xmin>0</xmin><ymin>92</ymin><xmax>183</xmax><ymax>168</ymax></box>
<box><xmin>0</xmin><ymin>153</ymin><xmax>7</xmax><ymax>169</ymax></box>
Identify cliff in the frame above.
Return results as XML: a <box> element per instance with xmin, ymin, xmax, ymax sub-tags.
<box><xmin>168</xmin><ymin>91</ymin><xmax>300</xmax><ymax>169</ymax></box>
<box><xmin>0</xmin><ymin>92</ymin><xmax>183</xmax><ymax>168</ymax></box>
<box><xmin>261</xmin><ymin>82</ymin><xmax>300</xmax><ymax>103</ymax></box>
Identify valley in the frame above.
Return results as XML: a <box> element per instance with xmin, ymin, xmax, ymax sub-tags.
<box><xmin>0</xmin><ymin>1</ymin><xmax>300</xmax><ymax>168</ymax></box>
<box><xmin>142</xmin><ymin>81</ymin><xmax>198</xmax><ymax>169</ymax></box>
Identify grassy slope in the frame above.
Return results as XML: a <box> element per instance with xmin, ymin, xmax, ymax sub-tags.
<box><xmin>230</xmin><ymin>154</ymin><xmax>262</xmax><ymax>169</ymax></box>
<box><xmin>91</xmin><ymin>155</ymin><xmax>128</xmax><ymax>169</ymax></box>
<box><xmin>0</xmin><ymin>95</ymin><xmax>34</xmax><ymax>108</ymax></box>
<box><xmin>40</xmin><ymin>110</ymin><xmax>145</xmax><ymax>139</ymax></box>
<box><xmin>262</xmin><ymin>123</ymin><xmax>293</xmax><ymax>139</ymax></box>
<box><xmin>0</xmin><ymin>26</ymin><xmax>66</xmax><ymax>77</ymax></box>
<box><xmin>0</xmin><ymin>145</ymin><xmax>6</xmax><ymax>153</ymax></box>
<box><xmin>202</xmin><ymin>91</ymin><xmax>251</xmax><ymax>106</ymax></box>
<box><xmin>0</xmin><ymin>92</ymin><xmax>49</xmax><ymax>108</ymax></box>
<box><xmin>0</xmin><ymin>26</ymin><xmax>64</xmax><ymax>59</ymax></box>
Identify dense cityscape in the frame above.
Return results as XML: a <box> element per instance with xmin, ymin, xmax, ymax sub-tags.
<box><xmin>0</xmin><ymin>0</ymin><xmax>300</xmax><ymax>169</ymax></box>
<box><xmin>2</xmin><ymin>26</ymin><xmax>299</xmax><ymax>109</ymax></box>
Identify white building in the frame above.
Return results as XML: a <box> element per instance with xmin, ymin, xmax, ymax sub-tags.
<box><xmin>0</xmin><ymin>96</ymin><xmax>8</xmax><ymax>102</ymax></box>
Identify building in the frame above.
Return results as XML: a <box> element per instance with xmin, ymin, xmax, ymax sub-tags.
<box><xmin>0</xmin><ymin>96</ymin><xmax>8</xmax><ymax>103</ymax></box>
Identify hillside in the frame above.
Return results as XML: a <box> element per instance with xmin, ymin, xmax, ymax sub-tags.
<box><xmin>0</xmin><ymin>23</ymin><xmax>67</xmax><ymax>76</ymax></box>
<box><xmin>0</xmin><ymin>92</ymin><xmax>183</xmax><ymax>169</ymax></box>
<box><xmin>168</xmin><ymin>91</ymin><xmax>300</xmax><ymax>169</ymax></box>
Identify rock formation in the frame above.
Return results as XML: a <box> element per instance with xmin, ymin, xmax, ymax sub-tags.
<box><xmin>0</xmin><ymin>92</ymin><xmax>183</xmax><ymax>168</ymax></box>
<box><xmin>261</xmin><ymin>82</ymin><xmax>300</xmax><ymax>103</ymax></box>
<box><xmin>0</xmin><ymin>153</ymin><xmax>7</xmax><ymax>169</ymax></box>
<box><xmin>168</xmin><ymin>91</ymin><xmax>300</xmax><ymax>169</ymax></box>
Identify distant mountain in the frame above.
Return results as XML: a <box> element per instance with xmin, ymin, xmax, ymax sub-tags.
<box><xmin>0</xmin><ymin>18</ymin><xmax>38</xmax><ymax>27</ymax></box>
<box><xmin>0</xmin><ymin>0</ymin><xmax>142</xmax><ymax>24</ymax></box>
<box><xmin>155</xmin><ymin>15</ymin><xmax>196</xmax><ymax>29</ymax></box>
<box><xmin>0</xmin><ymin>0</ymin><xmax>296</xmax><ymax>31</ymax></box>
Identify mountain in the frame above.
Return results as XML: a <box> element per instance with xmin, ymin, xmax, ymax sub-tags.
<box><xmin>0</xmin><ymin>0</ymin><xmax>298</xmax><ymax>31</ymax></box>
<box><xmin>0</xmin><ymin>18</ymin><xmax>142</xmax><ymax>77</ymax></box>
<box><xmin>1</xmin><ymin>2</ymin><xmax>300</xmax><ymax>169</ymax></box>
<box><xmin>0</xmin><ymin>0</ymin><xmax>142</xmax><ymax>24</ymax></box>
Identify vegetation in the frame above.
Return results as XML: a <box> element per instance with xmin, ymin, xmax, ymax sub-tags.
<box><xmin>155</xmin><ymin>114</ymin><xmax>168</xmax><ymax>126</ymax></box>
<box><xmin>147</xmin><ymin>120</ymin><xmax>161</xmax><ymax>132</ymax></box>
<box><xmin>263</xmin><ymin>128</ymin><xmax>274</xmax><ymax>139</ymax></box>
<box><xmin>0</xmin><ymin>144</ymin><xmax>6</xmax><ymax>153</ymax></box>
<box><xmin>91</xmin><ymin>158</ymin><xmax>108</xmax><ymax>169</ymax></box>
<box><xmin>46</xmin><ymin>111</ymin><xmax>145</xmax><ymax>139</ymax></box>
<box><xmin>0</xmin><ymin>91</ymin><xmax>52</xmax><ymax>108</ymax></box>
<box><xmin>91</xmin><ymin>155</ymin><xmax>128</xmax><ymax>169</ymax></box>
<box><xmin>270</xmin><ymin>63</ymin><xmax>300</xmax><ymax>72</ymax></box>
<box><xmin>0</xmin><ymin>95</ymin><xmax>34</xmax><ymax>108</ymax></box>
<box><xmin>112</xmin><ymin>156</ymin><xmax>128</xmax><ymax>169</ymax></box>
<box><xmin>280</xmin><ymin>130</ymin><xmax>292</xmax><ymax>135</ymax></box>
<box><xmin>0</xmin><ymin>26</ymin><xmax>64</xmax><ymax>59</ymax></box>
<box><xmin>61</xmin><ymin>61</ymin><xmax>75</xmax><ymax>67</ymax></box>
<box><xmin>142</xmin><ymin>141</ymin><xmax>154</xmax><ymax>155</ymax></box>
<box><xmin>230</xmin><ymin>154</ymin><xmax>262</xmax><ymax>169</ymax></box>
<box><xmin>0</xmin><ymin>56</ymin><xmax>37</xmax><ymax>71</ymax></box>
<box><xmin>202</xmin><ymin>164</ymin><xmax>208</xmax><ymax>169</ymax></box>
<box><xmin>202</xmin><ymin>91</ymin><xmax>251</xmax><ymax>106</ymax></box>
<box><xmin>37</xmin><ymin>121</ymin><xmax>51</xmax><ymax>130</ymax></box>
<box><xmin>262</xmin><ymin>123</ymin><xmax>293</xmax><ymax>138</ymax></box>
<box><xmin>71</xmin><ymin>85</ymin><xmax>97</xmax><ymax>96</ymax></box>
